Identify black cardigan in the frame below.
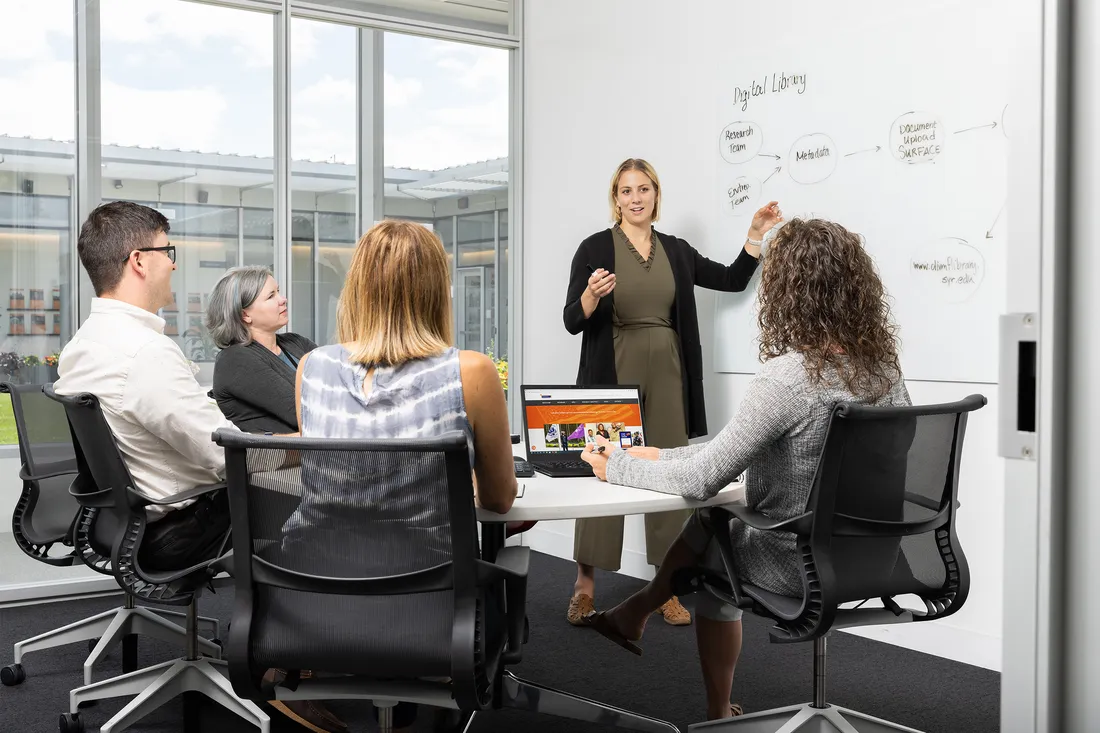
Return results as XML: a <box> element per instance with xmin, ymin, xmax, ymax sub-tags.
<box><xmin>211</xmin><ymin>332</ymin><xmax>317</xmax><ymax>434</ymax></box>
<box><xmin>563</xmin><ymin>228</ymin><xmax>759</xmax><ymax>439</ymax></box>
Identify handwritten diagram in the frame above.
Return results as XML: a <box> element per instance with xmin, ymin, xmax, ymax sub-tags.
<box><xmin>711</xmin><ymin>2</ymin><xmax>1013</xmax><ymax>384</ymax></box>
<box><xmin>718</xmin><ymin>73</ymin><xmax>1004</xmax><ymax>309</ymax></box>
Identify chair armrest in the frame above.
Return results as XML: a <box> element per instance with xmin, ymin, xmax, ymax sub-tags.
<box><xmin>729</xmin><ymin>505</ymin><xmax>813</xmax><ymax>534</ymax></box>
<box><xmin>20</xmin><ymin>464</ymin><xmax>78</xmax><ymax>482</ymax></box>
<box><xmin>486</xmin><ymin>546</ymin><xmax>529</xmax><ymax>664</ymax></box>
<box><xmin>708</xmin><ymin>509</ymin><xmax>754</xmax><ymax>609</ymax></box>
<box><xmin>492</xmin><ymin>545</ymin><xmax>530</xmax><ymax>578</ymax></box>
<box><xmin>140</xmin><ymin>482</ymin><xmax>226</xmax><ymax>506</ymax></box>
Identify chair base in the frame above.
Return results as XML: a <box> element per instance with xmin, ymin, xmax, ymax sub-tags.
<box><xmin>269</xmin><ymin>669</ymin><xmax>679</xmax><ymax>733</ymax></box>
<box><xmin>501</xmin><ymin>670</ymin><xmax>680</xmax><ymax>732</ymax></box>
<box><xmin>13</xmin><ymin>604</ymin><xmax>220</xmax><ymax>685</ymax></box>
<box><xmin>688</xmin><ymin>703</ymin><xmax>925</xmax><ymax>733</ymax></box>
<box><xmin>69</xmin><ymin>656</ymin><xmax>269</xmax><ymax>733</ymax></box>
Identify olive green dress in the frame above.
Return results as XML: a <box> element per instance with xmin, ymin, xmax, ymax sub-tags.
<box><xmin>573</xmin><ymin>225</ymin><xmax>693</xmax><ymax>570</ymax></box>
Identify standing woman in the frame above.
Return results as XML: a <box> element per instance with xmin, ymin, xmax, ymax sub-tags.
<box><xmin>562</xmin><ymin>158</ymin><xmax>781</xmax><ymax>627</ymax></box>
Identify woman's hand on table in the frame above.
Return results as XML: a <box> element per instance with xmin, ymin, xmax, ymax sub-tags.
<box><xmin>580</xmin><ymin>435</ymin><xmax>618</xmax><ymax>481</ymax></box>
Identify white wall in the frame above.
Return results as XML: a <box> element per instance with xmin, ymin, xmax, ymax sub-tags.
<box><xmin>522</xmin><ymin>0</ymin><xmax>1005</xmax><ymax>671</ymax></box>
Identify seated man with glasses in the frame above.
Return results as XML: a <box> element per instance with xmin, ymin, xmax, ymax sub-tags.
<box><xmin>54</xmin><ymin>201</ymin><xmax>348</xmax><ymax>733</ymax></box>
<box><xmin>55</xmin><ymin>201</ymin><xmax>229</xmax><ymax>573</ymax></box>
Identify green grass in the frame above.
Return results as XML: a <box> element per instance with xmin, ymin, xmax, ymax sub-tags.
<box><xmin>0</xmin><ymin>394</ymin><xmax>16</xmax><ymax>445</ymax></box>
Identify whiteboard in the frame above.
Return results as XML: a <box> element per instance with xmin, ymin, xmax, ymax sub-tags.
<box><xmin>712</xmin><ymin>0</ymin><xmax>1011</xmax><ymax>383</ymax></box>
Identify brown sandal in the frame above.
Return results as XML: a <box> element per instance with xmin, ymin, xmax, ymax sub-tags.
<box><xmin>584</xmin><ymin>611</ymin><xmax>642</xmax><ymax>656</ymax></box>
<box><xmin>730</xmin><ymin>704</ymin><xmax>743</xmax><ymax>716</ymax></box>
<box><xmin>566</xmin><ymin>594</ymin><xmax>595</xmax><ymax>626</ymax></box>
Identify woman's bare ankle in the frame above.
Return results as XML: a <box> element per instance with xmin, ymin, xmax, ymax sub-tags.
<box><xmin>607</xmin><ymin>599</ymin><xmax>649</xmax><ymax>640</ymax></box>
<box><xmin>574</xmin><ymin>564</ymin><xmax>596</xmax><ymax>598</ymax></box>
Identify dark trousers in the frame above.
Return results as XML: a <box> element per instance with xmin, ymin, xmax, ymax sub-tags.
<box><xmin>139</xmin><ymin>490</ymin><xmax>231</xmax><ymax>572</ymax></box>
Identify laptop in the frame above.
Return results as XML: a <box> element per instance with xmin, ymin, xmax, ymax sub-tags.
<box><xmin>520</xmin><ymin>384</ymin><xmax>648</xmax><ymax>478</ymax></box>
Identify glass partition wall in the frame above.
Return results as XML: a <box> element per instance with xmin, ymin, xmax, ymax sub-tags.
<box><xmin>0</xmin><ymin>0</ymin><xmax>519</xmax><ymax>601</ymax></box>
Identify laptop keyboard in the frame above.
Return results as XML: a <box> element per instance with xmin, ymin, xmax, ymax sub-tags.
<box><xmin>535</xmin><ymin>456</ymin><xmax>591</xmax><ymax>472</ymax></box>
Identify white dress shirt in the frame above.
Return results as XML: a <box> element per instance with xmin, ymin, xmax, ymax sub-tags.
<box><xmin>55</xmin><ymin>298</ymin><xmax>237</xmax><ymax>519</ymax></box>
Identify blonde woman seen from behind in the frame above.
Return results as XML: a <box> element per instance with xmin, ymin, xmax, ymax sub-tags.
<box><xmin>291</xmin><ymin>220</ymin><xmax>516</xmax><ymax>733</ymax></box>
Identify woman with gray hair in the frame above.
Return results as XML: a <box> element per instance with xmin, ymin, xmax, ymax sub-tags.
<box><xmin>208</xmin><ymin>266</ymin><xmax>317</xmax><ymax>433</ymax></box>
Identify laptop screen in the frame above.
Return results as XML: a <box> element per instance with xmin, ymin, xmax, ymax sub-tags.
<box><xmin>521</xmin><ymin>386</ymin><xmax>646</xmax><ymax>454</ymax></box>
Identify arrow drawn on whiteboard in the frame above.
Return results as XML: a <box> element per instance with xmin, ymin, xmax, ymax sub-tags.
<box><xmin>756</xmin><ymin>153</ymin><xmax>781</xmax><ymax>160</ymax></box>
<box><xmin>953</xmin><ymin>121</ymin><xmax>998</xmax><ymax>134</ymax></box>
<box><xmin>986</xmin><ymin>201</ymin><xmax>1005</xmax><ymax>239</ymax></box>
<box><xmin>763</xmin><ymin>166</ymin><xmax>782</xmax><ymax>184</ymax></box>
<box><xmin>843</xmin><ymin>146</ymin><xmax>882</xmax><ymax>157</ymax></box>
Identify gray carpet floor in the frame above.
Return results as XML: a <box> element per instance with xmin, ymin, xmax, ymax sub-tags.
<box><xmin>0</xmin><ymin>551</ymin><xmax>1000</xmax><ymax>732</ymax></box>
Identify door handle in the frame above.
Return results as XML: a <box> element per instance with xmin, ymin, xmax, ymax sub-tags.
<box><xmin>998</xmin><ymin>313</ymin><xmax>1037</xmax><ymax>460</ymax></box>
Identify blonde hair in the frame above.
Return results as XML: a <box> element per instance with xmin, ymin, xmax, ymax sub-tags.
<box><xmin>608</xmin><ymin>158</ymin><xmax>661</xmax><ymax>224</ymax></box>
<box><xmin>336</xmin><ymin>220</ymin><xmax>453</xmax><ymax>366</ymax></box>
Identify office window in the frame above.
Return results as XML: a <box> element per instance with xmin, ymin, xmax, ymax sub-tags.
<box><xmin>296</xmin><ymin>0</ymin><xmax>511</xmax><ymax>35</ymax></box>
<box><xmin>383</xmin><ymin>33</ymin><xmax>509</xmax><ymax>388</ymax></box>
<box><xmin>290</xmin><ymin>18</ymin><xmax>357</xmax><ymax>345</ymax></box>
<box><xmin>0</xmin><ymin>0</ymin><xmax>76</xmax><ymax>444</ymax></box>
<box><xmin>96</xmin><ymin>0</ymin><xmax>276</xmax><ymax>366</ymax></box>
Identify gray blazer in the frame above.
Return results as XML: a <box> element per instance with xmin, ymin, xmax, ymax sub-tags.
<box><xmin>211</xmin><ymin>332</ymin><xmax>317</xmax><ymax>434</ymax></box>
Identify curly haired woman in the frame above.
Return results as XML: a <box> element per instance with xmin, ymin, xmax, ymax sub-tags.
<box><xmin>578</xmin><ymin>217</ymin><xmax>912</xmax><ymax>722</ymax></box>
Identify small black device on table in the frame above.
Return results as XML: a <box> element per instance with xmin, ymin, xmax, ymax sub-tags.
<box><xmin>511</xmin><ymin>434</ymin><xmax>535</xmax><ymax>477</ymax></box>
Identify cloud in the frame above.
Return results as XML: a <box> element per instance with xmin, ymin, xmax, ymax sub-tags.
<box><xmin>0</xmin><ymin>2</ymin><xmax>72</xmax><ymax>63</ymax></box>
<box><xmin>435</xmin><ymin>47</ymin><xmax>508</xmax><ymax>90</ymax></box>
<box><xmin>385</xmin><ymin>73</ymin><xmax>423</xmax><ymax>107</ymax></box>
<box><xmin>380</xmin><ymin>41</ymin><xmax>508</xmax><ymax>168</ymax></box>
<box><xmin>101</xmin><ymin>81</ymin><xmax>229</xmax><ymax>153</ymax></box>
<box><xmin>0</xmin><ymin>61</ymin><xmax>75</xmax><ymax>140</ymax></box>
<box><xmin>99</xmin><ymin>0</ymin><xmax>320</xmax><ymax>69</ymax></box>
<box><xmin>385</xmin><ymin>94</ymin><xmax>509</xmax><ymax>170</ymax></box>
<box><xmin>293</xmin><ymin>76</ymin><xmax>356</xmax><ymax>164</ymax></box>
<box><xmin>297</xmin><ymin>75</ymin><xmax>355</xmax><ymax>107</ymax></box>
<box><xmin>0</xmin><ymin>41</ymin><xmax>234</xmax><ymax>156</ymax></box>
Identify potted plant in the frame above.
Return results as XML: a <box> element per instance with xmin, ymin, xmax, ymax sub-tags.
<box><xmin>0</xmin><ymin>351</ymin><xmax>21</xmax><ymax>384</ymax></box>
<box><xmin>43</xmin><ymin>353</ymin><xmax>60</xmax><ymax>382</ymax></box>
<box><xmin>22</xmin><ymin>354</ymin><xmax>47</xmax><ymax>384</ymax></box>
<box><xmin>486</xmin><ymin>340</ymin><xmax>508</xmax><ymax>398</ymax></box>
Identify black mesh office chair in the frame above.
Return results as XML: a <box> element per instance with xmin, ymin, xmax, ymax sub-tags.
<box><xmin>1</xmin><ymin>383</ymin><xmax>221</xmax><ymax>692</ymax></box>
<box><xmin>0</xmin><ymin>382</ymin><xmax>217</xmax><ymax>690</ymax></box>
<box><xmin>214</xmin><ymin>428</ymin><xmax>681</xmax><ymax>733</ymax></box>
<box><xmin>44</xmin><ymin>386</ymin><xmax>261</xmax><ymax>733</ymax></box>
<box><xmin>673</xmin><ymin>394</ymin><xmax>986</xmax><ymax>733</ymax></box>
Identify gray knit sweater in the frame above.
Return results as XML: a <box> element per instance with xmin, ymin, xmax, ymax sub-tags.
<box><xmin>606</xmin><ymin>352</ymin><xmax>911</xmax><ymax>597</ymax></box>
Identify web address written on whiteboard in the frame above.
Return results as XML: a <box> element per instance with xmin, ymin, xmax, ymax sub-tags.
<box><xmin>733</xmin><ymin>72</ymin><xmax>808</xmax><ymax>111</ymax></box>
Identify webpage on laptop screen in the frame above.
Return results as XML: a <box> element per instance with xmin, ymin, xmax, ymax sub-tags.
<box><xmin>524</xmin><ymin>388</ymin><xmax>645</xmax><ymax>453</ymax></box>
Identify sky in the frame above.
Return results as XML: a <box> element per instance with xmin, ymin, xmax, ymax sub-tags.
<box><xmin>0</xmin><ymin>0</ymin><xmax>509</xmax><ymax>171</ymax></box>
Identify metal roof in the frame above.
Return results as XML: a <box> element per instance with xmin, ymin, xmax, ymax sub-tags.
<box><xmin>0</xmin><ymin>134</ymin><xmax>507</xmax><ymax>200</ymax></box>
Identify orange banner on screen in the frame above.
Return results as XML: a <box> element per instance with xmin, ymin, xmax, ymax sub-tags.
<box><xmin>525</xmin><ymin>403</ymin><xmax>641</xmax><ymax>428</ymax></box>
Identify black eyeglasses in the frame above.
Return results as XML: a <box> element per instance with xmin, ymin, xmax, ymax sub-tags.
<box><xmin>125</xmin><ymin>245</ymin><xmax>177</xmax><ymax>264</ymax></box>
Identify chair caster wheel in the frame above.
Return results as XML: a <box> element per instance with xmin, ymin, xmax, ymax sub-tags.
<box><xmin>59</xmin><ymin>712</ymin><xmax>85</xmax><ymax>733</ymax></box>
<box><xmin>1</xmin><ymin>663</ymin><xmax>26</xmax><ymax>686</ymax></box>
<box><xmin>87</xmin><ymin>638</ymin><xmax>100</xmax><ymax>653</ymax></box>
